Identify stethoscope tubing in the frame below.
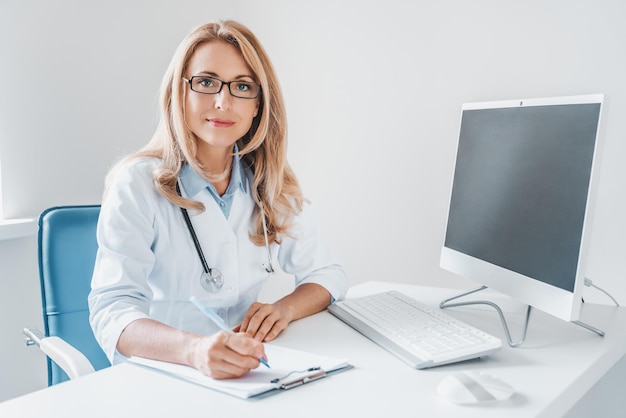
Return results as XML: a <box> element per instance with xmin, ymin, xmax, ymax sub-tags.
<box><xmin>176</xmin><ymin>180</ymin><xmax>274</xmax><ymax>292</ymax></box>
<box><xmin>180</xmin><ymin>204</ymin><xmax>214</xmax><ymax>276</ymax></box>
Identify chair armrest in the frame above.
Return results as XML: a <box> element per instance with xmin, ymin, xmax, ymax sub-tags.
<box><xmin>23</xmin><ymin>328</ymin><xmax>95</xmax><ymax>380</ymax></box>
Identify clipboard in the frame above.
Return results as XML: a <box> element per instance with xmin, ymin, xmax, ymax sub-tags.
<box><xmin>128</xmin><ymin>344</ymin><xmax>353</xmax><ymax>399</ymax></box>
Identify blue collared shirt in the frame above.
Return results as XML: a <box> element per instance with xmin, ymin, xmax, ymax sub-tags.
<box><xmin>179</xmin><ymin>149</ymin><xmax>248</xmax><ymax>219</ymax></box>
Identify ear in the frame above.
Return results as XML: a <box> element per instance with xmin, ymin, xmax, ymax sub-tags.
<box><xmin>253</xmin><ymin>98</ymin><xmax>260</xmax><ymax>117</ymax></box>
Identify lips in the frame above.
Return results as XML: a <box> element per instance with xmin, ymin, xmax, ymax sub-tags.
<box><xmin>208</xmin><ymin>118</ymin><xmax>234</xmax><ymax>128</ymax></box>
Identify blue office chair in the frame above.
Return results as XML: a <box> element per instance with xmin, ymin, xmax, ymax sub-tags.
<box><xmin>23</xmin><ymin>205</ymin><xmax>111</xmax><ymax>385</ymax></box>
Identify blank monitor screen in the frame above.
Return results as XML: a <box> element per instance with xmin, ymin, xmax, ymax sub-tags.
<box><xmin>444</xmin><ymin>99</ymin><xmax>602</xmax><ymax>294</ymax></box>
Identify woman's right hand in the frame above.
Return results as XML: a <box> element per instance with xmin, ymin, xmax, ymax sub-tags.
<box><xmin>188</xmin><ymin>331</ymin><xmax>268</xmax><ymax>379</ymax></box>
<box><xmin>117</xmin><ymin>318</ymin><xmax>267</xmax><ymax>379</ymax></box>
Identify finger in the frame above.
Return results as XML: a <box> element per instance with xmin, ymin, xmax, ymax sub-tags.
<box><xmin>262</xmin><ymin>320</ymin><xmax>287</xmax><ymax>342</ymax></box>
<box><xmin>255</xmin><ymin>314</ymin><xmax>287</xmax><ymax>342</ymax></box>
<box><xmin>208</xmin><ymin>358</ymin><xmax>250</xmax><ymax>379</ymax></box>
<box><xmin>227</xmin><ymin>332</ymin><xmax>268</xmax><ymax>366</ymax></box>
<box><xmin>239</xmin><ymin>302</ymin><xmax>262</xmax><ymax>334</ymax></box>
<box><xmin>241</xmin><ymin>304</ymin><xmax>274</xmax><ymax>336</ymax></box>
<box><xmin>196</xmin><ymin>333</ymin><xmax>254</xmax><ymax>379</ymax></box>
<box><xmin>207</xmin><ymin>346</ymin><xmax>262</xmax><ymax>379</ymax></box>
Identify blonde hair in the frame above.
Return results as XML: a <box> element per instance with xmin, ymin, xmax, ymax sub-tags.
<box><xmin>109</xmin><ymin>20</ymin><xmax>304</xmax><ymax>245</ymax></box>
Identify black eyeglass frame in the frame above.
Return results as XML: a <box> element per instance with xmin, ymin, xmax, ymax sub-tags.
<box><xmin>182</xmin><ymin>76</ymin><xmax>261</xmax><ymax>99</ymax></box>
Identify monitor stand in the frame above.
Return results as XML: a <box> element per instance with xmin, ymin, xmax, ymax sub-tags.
<box><xmin>439</xmin><ymin>287</ymin><xmax>605</xmax><ymax>347</ymax></box>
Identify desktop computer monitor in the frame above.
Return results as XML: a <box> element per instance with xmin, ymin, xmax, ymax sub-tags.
<box><xmin>440</xmin><ymin>94</ymin><xmax>604</xmax><ymax>323</ymax></box>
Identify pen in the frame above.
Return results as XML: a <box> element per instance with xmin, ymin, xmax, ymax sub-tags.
<box><xmin>190</xmin><ymin>296</ymin><xmax>270</xmax><ymax>368</ymax></box>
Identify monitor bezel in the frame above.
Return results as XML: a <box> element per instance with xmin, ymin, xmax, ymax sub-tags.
<box><xmin>440</xmin><ymin>94</ymin><xmax>604</xmax><ymax>322</ymax></box>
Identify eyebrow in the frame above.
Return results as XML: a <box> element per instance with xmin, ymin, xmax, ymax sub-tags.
<box><xmin>194</xmin><ymin>71</ymin><xmax>255</xmax><ymax>81</ymax></box>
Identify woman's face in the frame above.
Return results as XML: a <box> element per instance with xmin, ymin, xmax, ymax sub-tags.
<box><xmin>184</xmin><ymin>41</ymin><xmax>260</xmax><ymax>156</ymax></box>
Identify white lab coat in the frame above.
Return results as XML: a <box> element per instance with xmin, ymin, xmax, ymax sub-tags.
<box><xmin>88</xmin><ymin>157</ymin><xmax>348</xmax><ymax>363</ymax></box>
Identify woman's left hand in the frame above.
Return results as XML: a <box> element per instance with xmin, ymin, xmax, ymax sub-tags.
<box><xmin>235</xmin><ymin>302</ymin><xmax>291</xmax><ymax>342</ymax></box>
<box><xmin>236</xmin><ymin>284</ymin><xmax>332</xmax><ymax>342</ymax></box>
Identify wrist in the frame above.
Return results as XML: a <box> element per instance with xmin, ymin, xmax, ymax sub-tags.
<box><xmin>183</xmin><ymin>333</ymin><xmax>205</xmax><ymax>368</ymax></box>
<box><xmin>273</xmin><ymin>299</ymin><xmax>297</xmax><ymax>324</ymax></box>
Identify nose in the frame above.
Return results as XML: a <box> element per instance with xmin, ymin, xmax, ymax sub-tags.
<box><xmin>214</xmin><ymin>87</ymin><xmax>232</xmax><ymax>111</ymax></box>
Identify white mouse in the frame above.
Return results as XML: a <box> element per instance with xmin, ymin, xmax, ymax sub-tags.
<box><xmin>437</xmin><ymin>370</ymin><xmax>514</xmax><ymax>405</ymax></box>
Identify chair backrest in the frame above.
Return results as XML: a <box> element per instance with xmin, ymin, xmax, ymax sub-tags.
<box><xmin>38</xmin><ymin>205</ymin><xmax>110</xmax><ymax>385</ymax></box>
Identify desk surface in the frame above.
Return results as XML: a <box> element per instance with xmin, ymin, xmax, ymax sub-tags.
<box><xmin>2</xmin><ymin>281</ymin><xmax>625</xmax><ymax>418</ymax></box>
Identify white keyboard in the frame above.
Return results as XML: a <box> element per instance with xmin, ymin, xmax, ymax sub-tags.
<box><xmin>327</xmin><ymin>290</ymin><xmax>502</xmax><ymax>369</ymax></box>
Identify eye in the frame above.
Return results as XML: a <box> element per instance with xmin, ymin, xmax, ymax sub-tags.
<box><xmin>196</xmin><ymin>77</ymin><xmax>216</xmax><ymax>88</ymax></box>
<box><xmin>234</xmin><ymin>82</ymin><xmax>252</xmax><ymax>92</ymax></box>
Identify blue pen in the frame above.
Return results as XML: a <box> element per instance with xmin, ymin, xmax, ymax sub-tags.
<box><xmin>190</xmin><ymin>296</ymin><xmax>270</xmax><ymax>368</ymax></box>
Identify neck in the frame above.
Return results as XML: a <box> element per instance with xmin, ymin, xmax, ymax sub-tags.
<box><xmin>204</xmin><ymin>158</ymin><xmax>232</xmax><ymax>183</ymax></box>
<box><xmin>197</xmin><ymin>145</ymin><xmax>233</xmax><ymax>183</ymax></box>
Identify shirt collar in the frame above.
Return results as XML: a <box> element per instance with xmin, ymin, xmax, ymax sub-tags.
<box><xmin>179</xmin><ymin>146</ymin><xmax>248</xmax><ymax>198</ymax></box>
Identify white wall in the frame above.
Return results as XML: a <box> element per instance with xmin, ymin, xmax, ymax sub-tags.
<box><xmin>1</xmin><ymin>0</ymin><xmax>625</xmax><ymax>402</ymax></box>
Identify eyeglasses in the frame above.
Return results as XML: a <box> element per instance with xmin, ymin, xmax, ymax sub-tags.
<box><xmin>182</xmin><ymin>76</ymin><xmax>261</xmax><ymax>99</ymax></box>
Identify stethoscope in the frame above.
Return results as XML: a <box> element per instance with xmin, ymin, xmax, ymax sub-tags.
<box><xmin>176</xmin><ymin>182</ymin><xmax>275</xmax><ymax>293</ymax></box>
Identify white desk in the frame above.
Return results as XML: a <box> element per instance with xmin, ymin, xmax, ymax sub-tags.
<box><xmin>2</xmin><ymin>281</ymin><xmax>625</xmax><ymax>418</ymax></box>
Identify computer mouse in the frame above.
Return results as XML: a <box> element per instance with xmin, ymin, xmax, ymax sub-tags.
<box><xmin>436</xmin><ymin>370</ymin><xmax>514</xmax><ymax>405</ymax></box>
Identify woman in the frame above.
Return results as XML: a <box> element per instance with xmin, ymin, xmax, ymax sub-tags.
<box><xmin>88</xmin><ymin>20</ymin><xmax>348</xmax><ymax>379</ymax></box>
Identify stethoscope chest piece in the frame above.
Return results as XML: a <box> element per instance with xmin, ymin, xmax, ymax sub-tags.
<box><xmin>200</xmin><ymin>268</ymin><xmax>224</xmax><ymax>292</ymax></box>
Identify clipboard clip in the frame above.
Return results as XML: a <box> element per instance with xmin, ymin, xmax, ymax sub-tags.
<box><xmin>270</xmin><ymin>366</ymin><xmax>327</xmax><ymax>390</ymax></box>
